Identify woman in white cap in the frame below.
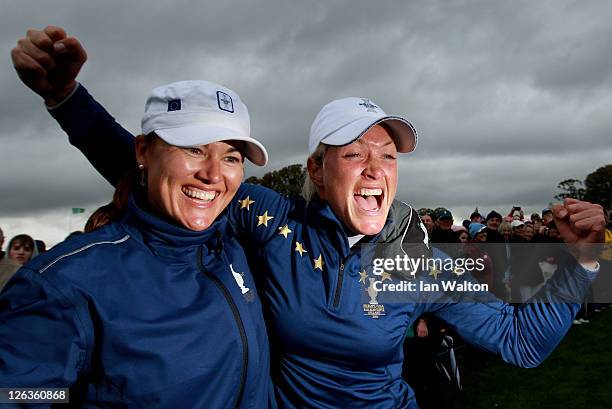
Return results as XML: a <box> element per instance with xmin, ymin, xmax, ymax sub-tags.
<box><xmin>0</xmin><ymin>80</ymin><xmax>273</xmax><ymax>409</ymax></box>
<box><xmin>11</xmin><ymin>27</ymin><xmax>606</xmax><ymax>409</ymax></box>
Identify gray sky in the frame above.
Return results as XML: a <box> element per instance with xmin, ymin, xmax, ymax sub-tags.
<box><xmin>1</xmin><ymin>0</ymin><xmax>611</xmax><ymax>247</ymax></box>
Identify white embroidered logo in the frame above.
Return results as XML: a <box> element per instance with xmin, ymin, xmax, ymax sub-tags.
<box><xmin>230</xmin><ymin>264</ymin><xmax>250</xmax><ymax>294</ymax></box>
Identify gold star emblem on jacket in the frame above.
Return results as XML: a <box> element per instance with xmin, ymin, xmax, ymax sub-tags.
<box><xmin>381</xmin><ymin>271</ymin><xmax>392</xmax><ymax>282</ymax></box>
<box><xmin>295</xmin><ymin>242</ymin><xmax>307</xmax><ymax>256</ymax></box>
<box><xmin>429</xmin><ymin>268</ymin><xmax>441</xmax><ymax>280</ymax></box>
<box><xmin>239</xmin><ymin>196</ymin><xmax>255</xmax><ymax>210</ymax></box>
<box><xmin>313</xmin><ymin>255</ymin><xmax>324</xmax><ymax>271</ymax></box>
<box><xmin>257</xmin><ymin>211</ymin><xmax>274</xmax><ymax>227</ymax></box>
<box><xmin>278</xmin><ymin>224</ymin><xmax>292</xmax><ymax>238</ymax></box>
<box><xmin>359</xmin><ymin>270</ymin><xmax>368</xmax><ymax>284</ymax></box>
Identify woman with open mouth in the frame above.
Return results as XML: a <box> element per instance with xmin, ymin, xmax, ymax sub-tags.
<box><xmin>7</xmin><ymin>26</ymin><xmax>606</xmax><ymax>409</ymax></box>
<box><xmin>0</xmin><ymin>79</ymin><xmax>273</xmax><ymax>409</ymax></box>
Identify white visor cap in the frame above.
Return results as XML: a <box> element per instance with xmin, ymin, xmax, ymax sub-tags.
<box><xmin>308</xmin><ymin>97</ymin><xmax>417</xmax><ymax>155</ymax></box>
<box><xmin>141</xmin><ymin>80</ymin><xmax>268</xmax><ymax>166</ymax></box>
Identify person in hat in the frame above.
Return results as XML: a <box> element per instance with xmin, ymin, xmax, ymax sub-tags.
<box><xmin>510</xmin><ymin>219</ymin><xmax>527</xmax><ymax>242</ymax></box>
<box><xmin>464</xmin><ymin>223</ymin><xmax>494</xmax><ymax>287</ymax></box>
<box><xmin>11</xmin><ymin>26</ymin><xmax>607</xmax><ymax>409</ymax></box>
<box><xmin>470</xmin><ymin>211</ymin><xmax>483</xmax><ymax>224</ymax></box>
<box><xmin>452</xmin><ymin>225</ymin><xmax>469</xmax><ymax>244</ymax></box>
<box><xmin>430</xmin><ymin>208</ymin><xmax>461</xmax><ymax>258</ymax></box>
<box><xmin>485</xmin><ymin>211</ymin><xmax>504</xmax><ymax>243</ymax></box>
<box><xmin>0</xmin><ymin>80</ymin><xmax>272</xmax><ymax>408</ymax></box>
<box><xmin>542</xmin><ymin>208</ymin><xmax>554</xmax><ymax>225</ymax></box>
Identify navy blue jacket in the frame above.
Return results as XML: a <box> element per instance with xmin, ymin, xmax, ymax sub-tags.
<box><xmin>0</xmin><ymin>197</ymin><xmax>272</xmax><ymax>409</ymax></box>
<box><xmin>46</xmin><ymin>85</ymin><xmax>597</xmax><ymax>408</ymax></box>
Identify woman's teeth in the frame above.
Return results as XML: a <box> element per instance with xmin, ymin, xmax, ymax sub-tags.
<box><xmin>182</xmin><ymin>187</ymin><xmax>216</xmax><ymax>202</ymax></box>
<box><xmin>357</xmin><ymin>188</ymin><xmax>382</xmax><ymax>197</ymax></box>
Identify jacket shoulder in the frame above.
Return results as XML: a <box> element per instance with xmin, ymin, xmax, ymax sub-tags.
<box><xmin>26</xmin><ymin>223</ymin><xmax>132</xmax><ymax>277</ymax></box>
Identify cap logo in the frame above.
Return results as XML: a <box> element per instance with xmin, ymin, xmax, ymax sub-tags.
<box><xmin>167</xmin><ymin>99</ymin><xmax>181</xmax><ymax>111</ymax></box>
<box><xmin>359</xmin><ymin>98</ymin><xmax>379</xmax><ymax>112</ymax></box>
<box><xmin>217</xmin><ymin>91</ymin><xmax>234</xmax><ymax>113</ymax></box>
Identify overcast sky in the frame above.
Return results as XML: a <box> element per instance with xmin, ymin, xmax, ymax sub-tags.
<box><xmin>1</xmin><ymin>0</ymin><xmax>611</xmax><ymax>247</ymax></box>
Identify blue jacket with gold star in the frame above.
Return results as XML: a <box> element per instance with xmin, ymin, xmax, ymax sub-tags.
<box><xmin>46</xmin><ymin>85</ymin><xmax>597</xmax><ymax>409</ymax></box>
<box><xmin>0</xmin><ymin>196</ymin><xmax>272</xmax><ymax>409</ymax></box>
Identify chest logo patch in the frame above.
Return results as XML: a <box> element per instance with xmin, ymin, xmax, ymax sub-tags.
<box><xmin>360</xmin><ymin>271</ymin><xmax>386</xmax><ymax>319</ymax></box>
<box><xmin>230</xmin><ymin>264</ymin><xmax>251</xmax><ymax>295</ymax></box>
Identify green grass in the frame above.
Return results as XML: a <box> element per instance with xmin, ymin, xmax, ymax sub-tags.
<box><xmin>454</xmin><ymin>308</ymin><xmax>612</xmax><ymax>409</ymax></box>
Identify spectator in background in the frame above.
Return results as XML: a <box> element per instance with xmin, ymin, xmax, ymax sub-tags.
<box><xmin>509</xmin><ymin>218</ymin><xmax>554</xmax><ymax>303</ymax></box>
<box><xmin>593</xmin><ymin>209</ymin><xmax>612</xmax><ymax>310</ymax></box>
<box><xmin>0</xmin><ymin>228</ymin><xmax>5</xmax><ymax>261</ymax></box>
<box><xmin>484</xmin><ymin>211</ymin><xmax>508</xmax><ymax>299</ymax></box>
<box><xmin>430</xmin><ymin>208</ymin><xmax>460</xmax><ymax>258</ymax></box>
<box><xmin>497</xmin><ymin>221</ymin><xmax>514</xmax><ymax>300</ymax></box>
<box><xmin>0</xmin><ymin>228</ymin><xmax>21</xmax><ymax>291</ymax></box>
<box><xmin>35</xmin><ymin>240</ymin><xmax>47</xmax><ymax>254</ymax></box>
<box><xmin>417</xmin><ymin>208</ymin><xmax>436</xmax><ymax>236</ymax></box>
<box><xmin>508</xmin><ymin>206</ymin><xmax>524</xmax><ymax>221</ymax></box>
<box><xmin>485</xmin><ymin>211</ymin><xmax>504</xmax><ymax>243</ymax></box>
<box><xmin>542</xmin><ymin>208</ymin><xmax>554</xmax><ymax>227</ymax></box>
<box><xmin>452</xmin><ymin>225</ymin><xmax>469</xmax><ymax>259</ymax></box>
<box><xmin>523</xmin><ymin>223</ymin><xmax>535</xmax><ymax>242</ymax></box>
<box><xmin>498</xmin><ymin>221</ymin><xmax>512</xmax><ymax>242</ymax></box>
<box><xmin>531</xmin><ymin>213</ymin><xmax>543</xmax><ymax>233</ymax></box>
<box><xmin>510</xmin><ymin>220</ymin><xmax>526</xmax><ymax>242</ymax></box>
<box><xmin>465</xmin><ymin>223</ymin><xmax>494</xmax><ymax>287</ymax></box>
<box><xmin>2</xmin><ymin>234</ymin><xmax>38</xmax><ymax>292</ymax></box>
<box><xmin>470</xmin><ymin>210</ymin><xmax>483</xmax><ymax>224</ymax></box>
<box><xmin>6</xmin><ymin>234</ymin><xmax>38</xmax><ymax>265</ymax></box>
<box><xmin>452</xmin><ymin>225</ymin><xmax>469</xmax><ymax>244</ymax></box>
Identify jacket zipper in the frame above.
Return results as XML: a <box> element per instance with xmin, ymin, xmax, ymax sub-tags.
<box><xmin>196</xmin><ymin>247</ymin><xmax>248</xmax><ymax>409</ymax></box>
<box><xmin>332</xmin><ymin>261</ymin><xmax>346</xmax><ymax>308</ymax></box>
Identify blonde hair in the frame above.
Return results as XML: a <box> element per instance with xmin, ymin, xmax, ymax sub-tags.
<box><xmin>302</xmin><ymin>143</ymin><xmax>329</xmax><ymax>201</ymax></box>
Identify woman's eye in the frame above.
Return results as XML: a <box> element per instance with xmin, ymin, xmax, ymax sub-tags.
<box><xmin>183</xmin><ymin>147</ymin><xmax>203</xmax><ymax>156</ymax></box>
<box><xmin>344</xmin><ymin>152</ymin><xmax>360</xmax><ymax>158</ymax></box>
<box><xmin>225</xmin><ymin>156</ymin><xmax>240</xmax><ymax>163</ymax></box>
<box><xmin>383</xmin><ymin>154</ymin><xmax>397</xmax><ymax>160</ymax></box>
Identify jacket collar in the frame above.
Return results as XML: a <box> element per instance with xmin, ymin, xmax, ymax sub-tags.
<box><xmin>307</xmin><ymin>196</ymin><xmax>393</xmax><ymax>258</ymax></box>
<box><xmin>125</xmin><ymin>194</ymin><xmax>228</xmax><ymax>250</ymax></box>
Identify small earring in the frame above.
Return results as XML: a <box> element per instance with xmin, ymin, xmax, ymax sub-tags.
<box><xmin>138</xmin><ymin>163</ymin><xmax>146</xmax><ymax>186</ymax></box>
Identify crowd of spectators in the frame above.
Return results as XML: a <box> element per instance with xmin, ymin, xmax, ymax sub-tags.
<box><xmin>403</xmin><ymin>205</ymin><xmax>612</xmax><ymax>408</ymax></box>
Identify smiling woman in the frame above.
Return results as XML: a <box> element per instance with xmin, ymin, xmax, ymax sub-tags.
<box><xmin>136</xmin><ymin>134</ymin><xmax>246</xmax><ymax>231</ymax></box>
<box><xmin>0</xmin><ymin>79</ymin><xmax>273</xmax><ymax>408</ymax></box>
<box><xmin>309</xmin><ymin>124</ymin><xmax>399</xmax><ymax>234</ymax></box>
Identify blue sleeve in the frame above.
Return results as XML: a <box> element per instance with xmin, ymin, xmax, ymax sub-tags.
<box><xmin>423</xmin><ymin>259</ymin><xmax>596</xmax><ymax>368</ymax></box>
<box><xmin>228</xmin><ymin>183</ymin><xmax>295</xmax><ymax>244</ymax></box>
<box><xmin>48</xmin><ymin>84</ymin><xmax>136</xmax><ymax>187</ymax></box>
<box><xmin>0</xmin><ymin>268</ymin><xmax>92</xmax><ymax>396</ymax></box>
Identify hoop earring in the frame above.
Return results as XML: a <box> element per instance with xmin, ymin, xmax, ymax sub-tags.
<box><xmin>138</xmin><ymin>163</ymin><xmax>146</xmax><ymax>186</ymax></box>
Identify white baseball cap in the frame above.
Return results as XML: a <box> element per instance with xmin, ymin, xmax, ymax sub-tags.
<box><xmin>141</xmin><ymin>80</ymin><xmax>268</xmax><ymax>166</ymax></box>
<box><xmin>308</xmin><ymin>97</ymin><xmax>417</xmax><ymax>155</ymax></box>
<box><xmin>510</xmin><ymin>220</ymin><xmax>525</xmax><ymax>228</ymax></box>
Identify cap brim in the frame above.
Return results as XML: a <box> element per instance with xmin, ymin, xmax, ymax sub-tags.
<box><xmin>320</xmin><ymin>116</ymin><xmax>417</xmax><ymax>153</ymax></box>
<box><xmin>155</xmin><ymin>124</ymin><xmax>268</xmax><ymax>166</ymax></box>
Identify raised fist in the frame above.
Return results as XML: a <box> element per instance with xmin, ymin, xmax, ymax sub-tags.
<box><xmin>552</xmin><ymin>198</ymin><xmax>606</xmax><ymax>265</ymax></box>
<box><xmin>11</xmin><ymin>26</ymin><xmax>87</xmax><ymax>106</ymax></box>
